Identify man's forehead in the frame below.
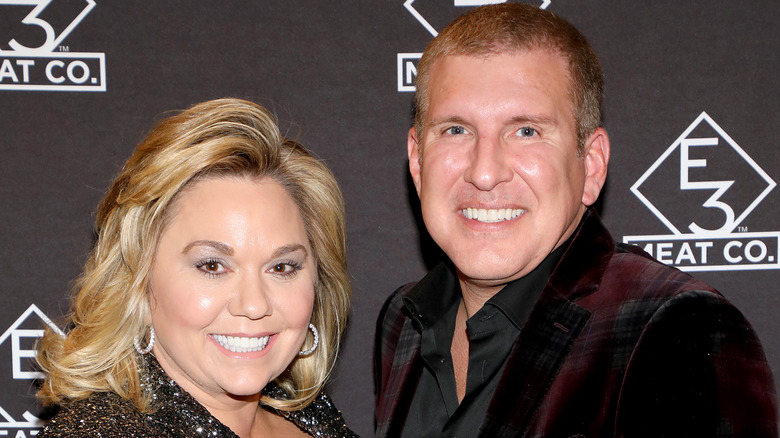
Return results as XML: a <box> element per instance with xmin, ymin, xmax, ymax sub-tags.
<box><xmin>431</xmin><ymin>46</ymin><xmax>568</xmax><ymax>69</ymax></box>
<box><xmin>424</xmin><ymin>50</ymin><xmax>574</xmax><ymax>113</ymax></box>
<box><xmin>428</xmin><ymin>50</ymin><xmax>572</xmax><ymax>98</ymax></box>
<box><xmin>427</xmin><ymin>51</ymin><xmax>573</xmax><ymax>106</ymax></box>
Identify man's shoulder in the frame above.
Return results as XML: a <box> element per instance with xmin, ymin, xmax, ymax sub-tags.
<box><xmin>377</xmin><ymin>282</ymin><xmax>416</xmax><ymax>335</ymax></box>
<box><xmin>565</xmin><ymin>240</ymin><xmax>727</xmax><ymax>322</ymax></box>
<box><xmin>605</xmin><ymin>242</ymin><xmax>719</xmax><ymax>295</ymax></box>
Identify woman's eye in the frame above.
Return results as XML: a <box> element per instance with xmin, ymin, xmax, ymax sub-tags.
<box><xmin>269</xmin><ymin>261</ymin><xmax>302</xmax><ymax>279</ymax></box>
<box><xmin>445</xmin><ymin>125</ymin><xmax>468</xmax><ymax>135</ymax></box>
<box><xmin>517</xmin><ymin>126</ymin><xmax>537</xmax><ymax>138</ymax></box>
<box><xmin>196</xmin><ymin>259</ymin><xmax>226</xmax><ymax>277</ymax></box>
<box><xmin>273</xmin><ymin>263</ymin><xmax>293</xmax><ymax>273</ymax></box>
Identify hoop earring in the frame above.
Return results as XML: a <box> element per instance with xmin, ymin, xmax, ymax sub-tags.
<box><xmin>298</xmin><ymin>323</ymin><xmax>319</xmax><ymax>356</ymax></box>
<box><xmin>134</xmin><ymin>326</ymin><xmax>155</xmax><ymax>355</ymax></box>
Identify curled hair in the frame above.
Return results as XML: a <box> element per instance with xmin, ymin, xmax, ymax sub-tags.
<box><xmin>414</xmin><ymin>3</ymin><xmax>604</xmax><ymax>154</ymax></box>
<box><xmin>37</xmin><ymin>98</ymin><xmax>350</xmax><ymax>412</ymax></box>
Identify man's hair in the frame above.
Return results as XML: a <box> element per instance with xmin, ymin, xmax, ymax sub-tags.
<box><xmin>414</xmin><ymin>3</ymin><xmax>603</xmax><ymax>152</ymax></box>
<box><xmin>37</xmin><ymin>98</ymin><xmax>351</xmax><ymax>412</ymax></box>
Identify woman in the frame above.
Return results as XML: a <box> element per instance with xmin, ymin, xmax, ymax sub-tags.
<box><xmin>36</xmin><ymin>98</ymin><xmax>357</xmax><ymax>437</ymax></box>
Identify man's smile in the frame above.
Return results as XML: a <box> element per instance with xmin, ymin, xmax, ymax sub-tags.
<box><xmin>461</xmin><ymin>207</ymin><xmax>525</xmax><ymax>223</ymax></box>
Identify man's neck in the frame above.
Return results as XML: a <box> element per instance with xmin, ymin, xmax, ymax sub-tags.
<box><xmin>451</xmin><ymin>299</ymin><xmax>470</xmax><ymax>403</ymax></box>
<box><xmin>458</xmin><ymin>280</ymin><xmax>503</xmax><ymax>318</ymax></box>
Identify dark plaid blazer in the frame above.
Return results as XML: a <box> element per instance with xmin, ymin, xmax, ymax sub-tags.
<box><xmin>375</xmin><ymin>210</ymin><xmax>777</xmax><ymax>438</ymax></box>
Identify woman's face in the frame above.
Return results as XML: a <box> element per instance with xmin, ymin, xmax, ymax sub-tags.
<box><xmin>148</xmin><ymin>176</ymin><xmax>316</xmax><ymax>405</ymax></box>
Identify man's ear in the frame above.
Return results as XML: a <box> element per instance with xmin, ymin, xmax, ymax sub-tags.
<box><xmin>581</xmin><ymin>127</ymin><xmax>610</xmax><ymax>206</ymax></box>
<box><xmin>408</xmin><ymin>127</ymin><xmax>422</xmax><ymax>195</ymax></box>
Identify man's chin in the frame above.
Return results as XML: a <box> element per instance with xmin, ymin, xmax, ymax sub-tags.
<box><xmin>454</xmin><ymin>264</ymin><xmax>528</xmax><ymax>292</ymax></box>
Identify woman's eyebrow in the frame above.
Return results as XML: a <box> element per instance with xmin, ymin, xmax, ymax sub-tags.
<box><xmin>272</xmin><ymin>244</ymin><xmax>308</xmax><ymax>258</ymax></box>
<box><xmin>182</xmin><ymin>240</ymin><xmax>234</xmax><ymax>255</ymax></box>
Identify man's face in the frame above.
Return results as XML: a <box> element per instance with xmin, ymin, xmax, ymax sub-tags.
<box><xmin>408</xmin><ymin>50</ymin><xmax>608</xmax><ymax>295</ymax></box>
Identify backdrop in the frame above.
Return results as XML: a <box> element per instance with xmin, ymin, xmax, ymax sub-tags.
<box><xmin>1</xmin><ymin>1</ymin><xmax>778</xmax><ymax>436</ymax></box>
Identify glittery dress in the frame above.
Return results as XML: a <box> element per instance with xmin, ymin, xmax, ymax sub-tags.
<box><xmin>38</xmin><ymin>355</ymin><xmax>358</xmax><ymax>437</ymax></box>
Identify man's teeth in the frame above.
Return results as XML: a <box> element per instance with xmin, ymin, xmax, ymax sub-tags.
<box><xmin>212</xmin><ymin>334</ymin><xmax>269</xmax><ymax>353</ymax></box>
<box><xmin>462</xmin><ymin>207</ymin><xmax>524</xmax><ymax>223</ymax></box>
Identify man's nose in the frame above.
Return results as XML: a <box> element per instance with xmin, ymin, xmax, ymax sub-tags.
<box><xmin>228</xmin><ymin>273</ymin><xmax>272</xmax><ymax>320</ymax></box>
<box><xmin>464</xmin><ymin>136</ymin><xmax>513</xmax><ymax>191</ymax></box>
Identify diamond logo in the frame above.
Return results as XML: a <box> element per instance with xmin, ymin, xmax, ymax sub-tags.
<box><xmin>631</xmin><ymin>112</ymin><xmax>775</xmax><ymax>237</ymax></box>
<box><xmin>625</xmin><ymin>112</ymin><xmax>778</xmax><ymax>271</ymax></box>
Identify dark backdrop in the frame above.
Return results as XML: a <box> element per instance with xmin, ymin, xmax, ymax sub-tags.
<box><xmin>1</xmin><ymin>1</ymin><xmax>777</xmax><ymax>436</ymax></box>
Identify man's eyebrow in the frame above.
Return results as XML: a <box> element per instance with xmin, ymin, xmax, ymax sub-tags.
<box><xmin>427</xmin><ymin>115</ymin><xmax>470</xmax><ymax>127</ymax></box>
<box><xmin>182</xmin><ymin>240</ymin><xmax>234</xmax><ymax>255</ymax></box>
<box><xmin>427</xmin><ymin>115</ymin><xmax>557</xmax><ymax>127</ymax></box>
<box><xmin>508</xmin><ymin>115</ymin><xmax>557</xmax><ymax>126</ymax></box>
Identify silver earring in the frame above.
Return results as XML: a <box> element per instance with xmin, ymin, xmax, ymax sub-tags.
<box><xmin>298</xmin><ymin>323</ymin><xmax>319</xmax><ymax>356</ymax></box>
<box><xmin>134</xmin><ymin>326</ymin><xmax>155</xmax><ymax>355</ymax></box>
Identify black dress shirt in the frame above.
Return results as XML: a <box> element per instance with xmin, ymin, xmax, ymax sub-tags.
<box><xmin>401</xmin><ymin>242</ymin><xmax>569</xmax><ymax>438</ymax></box>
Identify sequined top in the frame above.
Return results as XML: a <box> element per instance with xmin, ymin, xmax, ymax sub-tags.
<box><xmin>39</xmin><ymin>356</ymin><xmax>358</xmax><ymax>437</ymax></box>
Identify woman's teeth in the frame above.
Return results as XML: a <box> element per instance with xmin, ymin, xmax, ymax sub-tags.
<box><xmin>212</xmin><ymin>334</ymin><xmax>269</xmax><ymax>353</ymax></box>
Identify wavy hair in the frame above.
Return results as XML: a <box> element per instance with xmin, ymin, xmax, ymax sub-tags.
<box><xmin>37</xmin><ymin>98</ymin><xmax>350</xmax><ymax>412</ymax></box>
<box><xmin>414</xmin><ymin>3</ymin><xmax>604</xmax><ymax>154</ymax></box>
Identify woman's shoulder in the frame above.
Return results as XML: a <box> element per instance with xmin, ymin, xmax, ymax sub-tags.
<box><xmin>38</xmin><ymin>392</ymin><xmax>166</xmax><ymax>438</ymax></box>
<box><xmin>273</xmin><ymin>389</ymin><xmax>359</xmax><ymax>438</ymax></box>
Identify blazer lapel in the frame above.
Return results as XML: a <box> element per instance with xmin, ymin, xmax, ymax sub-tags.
<box><xmin>376</xmin><ymin>318</ymin><xmax>424</xmax><ymax>438</ymax></box>
<box><xmin>480</xmin><ymin>293</ymin><xmax>590</xmax><ymax>437</ymax></box>
<box><xmin>479</xmin><ymin>210</ymin><xmax>612</xmax><ymax>437</ymax></box>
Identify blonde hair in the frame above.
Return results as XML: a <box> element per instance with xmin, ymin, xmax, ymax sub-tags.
<box><xmin>414</xmin><ymin>3</ymin><xmax>603</xmax><ymax>153</ymax></box>
<box><xmin>37</xmin><ymin>98</ymin><xmax>350</xmax><ymax>412</ymax></box>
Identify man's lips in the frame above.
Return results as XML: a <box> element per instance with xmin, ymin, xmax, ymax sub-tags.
<box><xmin>461</xmin><ymin>207</ymin><xmax>525</xmax><ymax>223</ymax></box>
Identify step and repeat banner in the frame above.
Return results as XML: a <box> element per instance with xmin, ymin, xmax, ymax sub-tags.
<box><xmin>1</xmin><ymin>1</ymin><xmax>777</xmax><ymax>436</ymax></box>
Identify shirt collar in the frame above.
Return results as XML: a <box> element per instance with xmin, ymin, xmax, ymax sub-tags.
<box><xmin>486</xmin><ymin>237</ymin><xmax>570</xmax><ymax>329</ymax></box>
<box><xmin>403</xmin><ymin>261</ymin><xmax>460</xmax><ymax>330</ymax></box>
<box><xmin>404</xmin><ymin>234</ymin><xmax>573</xmax><ymax>331</ymax></box>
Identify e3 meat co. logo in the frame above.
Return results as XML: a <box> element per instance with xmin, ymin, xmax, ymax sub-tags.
<box><xmin>397</xmin><ymin>0</ymin><xmax>551</xmax><ymax>92</ymax></box>
<box><xmin>0</xmin><ymin>304</ymin><xmax>64</xmax><ymax>436</ymax></box>
<box><xmin>624</xmin><ymin>112</ymin><xmax>778</xmax><ymax>272</ymax></box>
<box><xmin>0</xmin><ymin>0</ymin><xmax>106</xmax><ymax>91</ymax></box>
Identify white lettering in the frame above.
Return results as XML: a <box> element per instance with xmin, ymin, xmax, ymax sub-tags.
<box><xmin>454</xmin><ymin>0</ymin><xmax>506</xmax><ymax>5</ymax></box>
<box><xmin>679</xmin><ymin>137</ymin><xmax>736</xmax><ymax>234</ymax></box>
<box><xmin>66</xmin><ymin>61</ymin><xmax>89</xmax><ymax>84</ymax></box>
<box><xmin>45</xmin><ymin>60</ymin><xmax>66</xmax><ymax>84</ymax></box>
<box><xmin>745</xmin><ymin>240</ymin><xmax>768</xmax><ymax>263</ymax></box>
<box><xmin>12</xmin><ymin>329</ymin><xmax>45</xmax><ymax>379</ymax></box>
<box><xmin>724</xmin><ymin>241</ymin><xmax>742</xmax><ymax>263</ymax></box>
<box><xmin>680</xmin><ymin>138</ymin><xmax>711</xmax><ymax>186</ymax></box>
<box><xmin>405</xmin><ymin>61</ymin><xmax>416</xmax><ymax>85</ymax></box>
<box><xmin>695</xmin><ymin>241</ymin><xmax>713</xmax><ymax>264</ymax></box>
<box><xmin>674</xmin><ymin>242</ymin><xmax>696</xmax><ymax>265</ymax></box>
<box><xmin>17</xmin><ymin>60</ymin><xmax>35</xmax><ymax>82</ymax></box>
<box><xmin>0</xmin><ymin>59</ymin><xmax>19</xmax><ymax>82</ymax></box>
<box><xmin>656</xmin><ymin>242</ymin><xmax>674</xmax><ymax>264</ymax></box>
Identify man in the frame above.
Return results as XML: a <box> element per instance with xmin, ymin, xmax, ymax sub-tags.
<box><xmin>374</xmin><ymin>4</ymin><xmax>777</xmax><ymax>437</ymax></box>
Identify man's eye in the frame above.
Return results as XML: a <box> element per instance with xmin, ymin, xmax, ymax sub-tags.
<box><xmin>445</xmin><ymin>126</ymin><xmax>468</xmax><ymax>135</ymax></box>
<box><xmin>517</xmin><ymin>126</ymin><xmax>537</xmax><ymax>138</ymax></box>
